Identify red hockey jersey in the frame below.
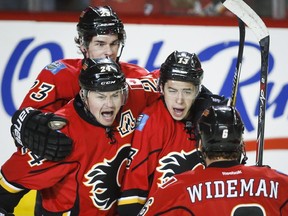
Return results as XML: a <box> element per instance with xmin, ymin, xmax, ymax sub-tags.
<box><xmin>118</xmin><ymin>99</ymin><xmax>204</xmax><ymax>215</ymax></box>
<box><xmin>1</xmin><ymin>74</ymin><xmax>159</xmax><ymax>214</ymax></box>
<box><xmin>19</xmin><ymin>58</ymin><xmax>151</xmax><ymax>112</ymax></box>
<box><xmin>140</xmin><ymin>161</ymin><xmax>288</xmax><ymax>216</ymax></box>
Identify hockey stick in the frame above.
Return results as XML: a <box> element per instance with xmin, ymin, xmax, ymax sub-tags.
<box><xmin>220</xmin><ymin>0</ymin><xmax>270</xmax><ymax>166</ymax></box>
<box><xmin>230</xmin><ymin>18</ymin><xmax>245</xmax><ymax>107</ymax></box>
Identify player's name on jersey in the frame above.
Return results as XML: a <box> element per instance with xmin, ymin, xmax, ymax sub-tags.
<box><xmin>187</xmin><ymin>177</ymin><xmax>278</xmax><ymax>203</ymax></box>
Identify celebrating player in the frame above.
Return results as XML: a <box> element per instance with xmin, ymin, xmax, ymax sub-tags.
<box><xmin>138</xmin><ymin>105</ymin><xmax>288</xmax><ymax>216</ymax></box>
<box><xmin>8</xmin><ymin>6</ymin><xmax>160</xmax><ymax>213</ymax></box>
<box><xmin>10</xmin><ymin>5</ymin><xmax>152</xmax><ymax>162</ymax></box>
<box><xmin>0</xmin><ymin>57</ymin><xmax>159</xmax><ymax>215</ymax></box>
<box><xmin>117</xmin><ymin>51</ymin><xmax>228</xmax><ymax>215</ymax></box>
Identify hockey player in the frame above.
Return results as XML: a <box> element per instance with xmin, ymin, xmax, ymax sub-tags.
<box><xmin>0</xmin><ymin>58</ymin><xmax>158</xmax><ymax>215</ymax></box>
<box><xmin>10</xmin><ymin>5</ymin><xmax>153</xmax><ymax>162</ymax></box>
<box><xmin>138</xmin><ymin>105</ymin><xmax>288</xmax><ymax>216</ymax></box>
<box><xmin>117</xmin><ymin>51</ymin><xmax>228</xmax><ymax>215</ymax></box>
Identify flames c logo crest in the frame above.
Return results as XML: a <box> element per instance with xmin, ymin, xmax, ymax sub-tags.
<box><xmin>156</xmin><ymin>149</ymin><xmax>203</xmax><ymax>187</ymax></box>
<box><xmin>84</xmin><ymin>144</ymin><xmax>130</xmax><ymax>210</ymax></box>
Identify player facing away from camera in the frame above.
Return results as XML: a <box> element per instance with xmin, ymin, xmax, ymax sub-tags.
<box><xmin>139</xmin><ymin>105</ymin><xmax>288</xmax><ymax>216</ymax></box>
<box><xmin>0</xmin><ymin>57</ymin><xmax>159</xmax><ymax>215</ymax></box>
<box><xmin>117</xmin><ymin>51</ymin><xmax>228</xmax><ymax>216</ymax></box>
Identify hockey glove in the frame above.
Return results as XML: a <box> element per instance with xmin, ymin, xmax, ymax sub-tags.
<box><xmin>10</xmin><ymin>107</ymin><xmax>73</xmax><ymax>161</ymax></box>
<box><xmin>0</xmin><ymin>208</ymin><xmax>14</xmax><ymax>216</ymax></box>
<box><xmin>190</xmin><ymin>94</ymin><xmax>228</xmax><ymax>124</ymax></box>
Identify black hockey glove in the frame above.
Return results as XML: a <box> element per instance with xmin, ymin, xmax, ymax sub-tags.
<box><xmin>189</xmin><ymin>92</ymin><xmax>229</xmax><ymax>124</ymax></box>
<box><xmin>0</xmin><ymin>208</ymin><xmax>14</xmax><ymax>216</ymax></box>
<box><xmin>10</xmin><ymin>107</ymin><xmax>73</xmax><ymax>161</ymax></box>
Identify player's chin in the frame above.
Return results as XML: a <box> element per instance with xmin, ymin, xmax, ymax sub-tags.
<box><xmin>170</xmin><ymin>109</ymin><xmax>187</xmax><ymax>121</ymax></box>
<box><xmin>99</xmin><ymin>115</ymin><xmax>116</xmax><ymax>127</ymax></box>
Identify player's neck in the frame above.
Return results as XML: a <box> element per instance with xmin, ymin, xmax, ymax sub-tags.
<box><xmin>206</xmin><ymin>158</ymin><xmax>233</xmax><ymax>166</ymax></box>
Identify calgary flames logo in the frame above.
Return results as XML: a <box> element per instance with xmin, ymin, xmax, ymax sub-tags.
<box><xmin>84</xmin><ymin>144</ymin><xmax>130</xmax><ymax>210</ymax></box>
<box><xmin>156</xmin><ymin>149</ymin><xmax>203</xmax><ymax>187</ymax></box>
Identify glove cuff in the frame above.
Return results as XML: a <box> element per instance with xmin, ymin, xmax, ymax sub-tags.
<box><xmin>11</xmin><ymin>107</ymin><xmax>41</xmax><ymax>147</ymax></box>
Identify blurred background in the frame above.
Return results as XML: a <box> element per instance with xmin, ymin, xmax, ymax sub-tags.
<box><xmin>0</xmin><ymin>0</ymin><xmax>287</xmax><ymax>214</ymax></box>
<box><xmin>0</xmin><ymin>0</ymin><xmax>287</xmax><ymax>19</ymax></box>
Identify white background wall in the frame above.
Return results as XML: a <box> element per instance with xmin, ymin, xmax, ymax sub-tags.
<box><xmin>0</xmin><ymin>21</ymin><xmax>287</xmax><ymax>173</ymax></box>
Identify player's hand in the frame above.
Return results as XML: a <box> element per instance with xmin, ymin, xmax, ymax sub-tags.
<box><xmin>10</xmin><ymin>107</ymin><xmax>73</xmax><ymax>161</ymax></box>
<box><xmin>0</xmin><ymin>208</ymin><xmax>14</xmax><ymax>216</ymax></box>
<box><xmin>210</xmin><ymin>94</ymin><xmax>229</xmax><ymax>106</ymax></box>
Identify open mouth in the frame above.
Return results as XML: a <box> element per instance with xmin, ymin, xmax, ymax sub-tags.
<box><xmin>173</xmin><ymin>108</ymin><xmax>184</xmax><ymax>117</ymax></box>
<box><xmin>102</xmin><ymin>111</ymin><xmax>114</xmax><ymax>121</ymax></box>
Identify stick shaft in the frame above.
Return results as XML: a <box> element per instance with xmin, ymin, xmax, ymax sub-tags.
<box><xmin>230</xmin><ymin>18</ymin><xmax>245</xmax><ymax>107</ymax></box>
<box><xmin>221</xmin><ymin>0</ymin><xmax>270</xmax><ymax>166</ymax></box>
<box><xmin>256</xmin><ymin>36</ymin><xmax>270</xmax><ymax>166</ymax></box>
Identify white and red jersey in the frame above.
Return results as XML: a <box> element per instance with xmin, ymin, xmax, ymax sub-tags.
<box><xmin>140</xmin><ymin>161</ymin><xmax>288</xmax><ymax>216</ymax></box>
<box><xmin>19</xmin><ymin>58</ymin><xmax>151</xmax><ymax>112</ymax></box>
<box><xmin>117</xmin><ymin>98</ymin><xmax>204</xmax><ymax>215</ymax></box>
<box><xmin>0</xmin><ymin>74</ymin><xmax>159</xmax><ymax>214</ymax></box>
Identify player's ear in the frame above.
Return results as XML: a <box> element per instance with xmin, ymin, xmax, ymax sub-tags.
<box><xmin>198</xmin><ymin>139</ymin><xmax>203</xmax><ymax>150</ymax></box>
<box><xmin>80</xmin><ymin>45</ymin><xmax>88</xmax><ymax>58</ymax></box>
<box><xmin>80</xmin><ymin>89</ymin><xmax>88</xmax><ymax>104</ymax></box>
<box><xmin>159</xmin><ymin>84</ymin><xmax>164</xmax><ymax>94</ymax></box>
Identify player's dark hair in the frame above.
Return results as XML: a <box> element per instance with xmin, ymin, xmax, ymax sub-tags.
<box><xmin>204</xmin><ymin>151</ymin><xmax>242</xmax><ymax>160</ymax></box>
